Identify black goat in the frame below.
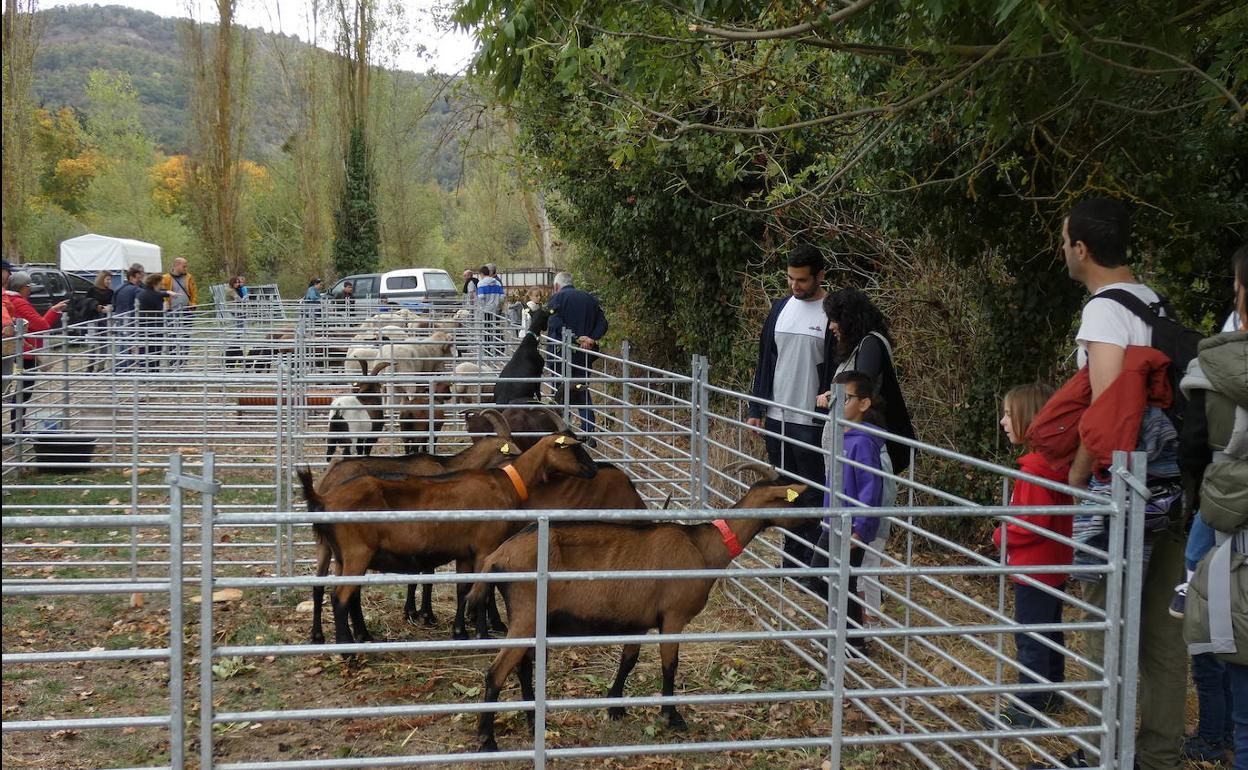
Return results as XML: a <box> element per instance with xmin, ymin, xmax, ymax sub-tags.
<box><xmin>493</xmin><ymin>307</ymin><xmax>550</xmax><ymax>405</ymax></box>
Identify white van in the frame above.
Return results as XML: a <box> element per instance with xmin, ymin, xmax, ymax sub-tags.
<box><xmin>378</xmin><ymin>268</ymin><xmax>459</xmax><ymax>305</ymax></box>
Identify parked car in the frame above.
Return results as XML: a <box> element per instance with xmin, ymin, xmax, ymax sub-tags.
<box><xmin>378</xmin><ymin>268</ymin><xmax>458</xmax><ymax>305</ymax></box>
<box><xmin>327</xmin><ymin>273</ymin><xmax>381</xmax><ymax>301</ymax></box>
<box><xmin>11</xmin><ymin>264</ymin><xmax>89</xmax><ymax>314</ymax></box>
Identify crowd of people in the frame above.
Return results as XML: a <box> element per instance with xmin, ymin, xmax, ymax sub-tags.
<box><xmin>747</xmin><ymin>198</ymin><xmax>1247</xmax><ymax>770</ymax></box>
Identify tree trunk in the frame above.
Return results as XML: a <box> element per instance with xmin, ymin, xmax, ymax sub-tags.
<box><xmin>2</xmin><ymin>0</ymin><xmax>39</xmax><ymax>261</ymax></box>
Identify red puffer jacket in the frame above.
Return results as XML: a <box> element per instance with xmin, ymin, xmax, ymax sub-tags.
<box><xmin>4</xmin><ymin>290</ymin><xmax>62</xmax><ymax>359</ymax></box>
<box><xmin>993</xmin><ymin>452</ymin><xmax>1074</xmax><ymax>586</ymax></box>
<box><xmin>1025</xmin><ymin>346</ymin><xmax>1172</xmax><ymax>474</ymax></box>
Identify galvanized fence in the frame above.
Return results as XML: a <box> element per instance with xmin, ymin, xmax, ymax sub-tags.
<box><xmin>2</xmin><ymin>299</ymin><xmax>1147</xmax><ymax>769</ymax></box>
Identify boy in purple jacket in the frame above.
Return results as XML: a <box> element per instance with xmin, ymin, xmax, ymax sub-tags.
<box><xmin>811</xmin><ymin>370</ymin><xmax>888</xmax><ymax>656</ymax></box>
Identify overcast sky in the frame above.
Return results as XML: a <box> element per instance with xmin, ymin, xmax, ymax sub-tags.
<box><xmin>47</xmin><ymin>1</ymin><xmax>479</xmax><ymax>75</ymax></box>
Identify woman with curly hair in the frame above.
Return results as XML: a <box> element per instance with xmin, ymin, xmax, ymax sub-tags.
<box><xmin>816</xmin><ymin>287</ymin><xmax>913</xmax><ymax>472</ymax></box>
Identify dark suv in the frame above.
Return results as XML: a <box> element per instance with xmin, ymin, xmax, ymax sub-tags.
<box><xmin>11</xmin><ymin>264</ymin><xmax>90</xmax><ymax>313</ymax></box>
<box><xmin>328</xmin><ymin>273</ymin><xmax>381</xmax><ymax>301</ymax></box>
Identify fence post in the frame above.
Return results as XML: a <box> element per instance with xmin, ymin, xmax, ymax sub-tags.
<box><xmin>533</xmin><ymin>515</ymin><xmax>550</xmax><ymax>770</ymax></box>
<box><xmin>690</xmin><ymin>355</ymin><xmax>709</xmax><ymax>509</ymax></box>
<box><xmin>825</xmin><ymin>383</ymin><xmax>846</xmax><ymax>680</ymax></box>
<box><xmin>1116</xmin><ymin>450</ymin><xmax>1148</xmax><ymax>769</ymax></box>
<box><xmin>59</xmin><ymin>314</ymin><xmax>70</xmax><ymax>429</ymax></box>
<box><xmin>199</xmin><ymin>451</ymin><xmax>217</xmax><ymax>770</ymax></box>
<box><xmin>620</xmin><ymin>340</ymin><xmax>633</xmax><ymax>465</ymax></box>
<box><xmin>167</xmin><ymin>453</ymin><xmax>185</xmax><ymax>769</ymax></box>
<box><xmin>274</xmin><ymin>362</ymin><xmax>285</xmax><ymax>589</ymax></box>
<box><xmin>561</xmin><ymin>328</ymin><xmax>574</xmax><ymax>425</ymax></box>
<box><xmin>11</xmin><ymin>318</ymin><xmax>27</xmax><ymax>464</ymax></box>
<box><xmin>1098</xmin><ymin>450</ymin><xmax>1130</xmax><ymax>766</ymax></box>
<box><xmin>826</xmin><ymin>382</ymin><xmax>852</xmax><ymax>770</ymax></box>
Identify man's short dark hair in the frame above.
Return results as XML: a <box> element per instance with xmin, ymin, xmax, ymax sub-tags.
<box><xmin>1067</xmin><ymin>198</ymin><xmax>1131</xmax><ymax>268</ymax></box>
<box><xmin>786</xmin><ymin>244</ymin><xmax>824</xmax><ymax>275</ymax></box>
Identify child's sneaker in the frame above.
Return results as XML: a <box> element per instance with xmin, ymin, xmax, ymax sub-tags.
<box><xmin>1169</xmin><ymin>583</ymin><xmax>1187</xmax><ymax>619</ymax></box>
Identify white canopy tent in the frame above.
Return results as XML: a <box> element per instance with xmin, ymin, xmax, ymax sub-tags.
<box><xmin>59</xmin><ymin>233</ymin><xmax>163</xmax><ymax>274</ymax></box>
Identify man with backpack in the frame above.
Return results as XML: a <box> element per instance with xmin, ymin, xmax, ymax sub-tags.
<box><xmin>1055</xmin><ymin>197</ymin><xmax>1188</xmax><ymax>770</ymax></box>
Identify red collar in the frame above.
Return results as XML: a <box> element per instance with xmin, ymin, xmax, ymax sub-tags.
<box><xmin>712</xmin><ymin>519</ymin><xmax>743</xmax><ymax>559</ymax></box>
<box><xmin>501</xmin><ymin>465</ymin><xmax>528</xmax><ymax>503</ymax></box>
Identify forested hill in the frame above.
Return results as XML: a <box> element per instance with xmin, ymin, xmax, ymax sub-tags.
<box><xmin>32</xmin><ymin>4</ymin><xmax>460</xmax><ymax>182</ymax></box>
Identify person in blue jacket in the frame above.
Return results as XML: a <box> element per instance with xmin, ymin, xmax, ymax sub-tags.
<box><xmin>547</xmin><ymin>271</ymin><xmax>609</xmax><ymax>439</ymax></box>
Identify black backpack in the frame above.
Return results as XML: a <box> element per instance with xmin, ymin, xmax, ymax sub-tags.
<box><xmin>1099</xmin><ymin>289</ymin><xmax>1211</xmax><ymax>501</ymax></box>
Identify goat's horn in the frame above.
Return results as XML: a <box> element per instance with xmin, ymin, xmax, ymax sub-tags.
<box><xmin>478</xmin><ymin>408</ymin><xmax>512</xmax><ymax>438</ymax></box>
<box><xmin>369</xmin><ymin>361</ymin><xmax>392</xmax><ymax>377</ymax></box>
<box><xmin>723</xmin><ymin>460</ymin><xmax>779</xmax><ymax>482</ymax></box>
<box><xmin>538</xmin><ymin>407</ymin><xmax>570</xmax><ymax>434</ymax></box>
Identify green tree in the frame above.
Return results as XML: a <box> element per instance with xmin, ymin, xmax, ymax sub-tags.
<box><xmin>82</xmin><ymin>69</ymin><xmax>193</xmax><ymax>259</ymax></box>
<box><xmin>332</xmin><ymin>122</ymin><xmax>381</xmax><ymax>275</ymax></box>
<box><xmin>455</xmin><ymin>0</ymin><xmax>1248</xmax><ymax>480</ymax></box>
<box><xmin>2</xmin><ymin>0</ymin><xmax>40</xmax><ymax>260</ymax></box>
<box><xmin>183</xmin><ymin>0</ymin><xmax>252</xmax><ymax>278</ymax></box>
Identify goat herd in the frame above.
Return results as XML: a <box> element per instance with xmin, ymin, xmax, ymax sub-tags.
<box><xmin>297</xmin><ymin>308</ymin><xmax>812</xmax><ymax>750</ymax></box>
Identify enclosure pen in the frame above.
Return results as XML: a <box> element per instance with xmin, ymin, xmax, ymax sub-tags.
<box><xmin>2</xmin><ymin>302</ymin><xmax>1146</xmax><ymax>770</ymax></box>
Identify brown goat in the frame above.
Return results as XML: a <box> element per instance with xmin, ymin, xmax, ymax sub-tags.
<box><xmin>464</xmin><ymin>404</ymin><xmax>569</xmax><ymax>450</ymax></box>
<box><xmin>397</xmin><ymin>381</ymin><xmax>454</xmax><ymax>453</ymax></box>
<box><xmin>310</xmin><ymin>450</ymin><xmax>643</xmax><ymax>644</ymax></box>
<box><xmin>298</xmin><ymin>434</ymin><xmax>598</xmax><ymax>644</ymax></box>
<box><xmin>307</xmin><ymin>410</ymin><xmax>521</xmax><ymax>644</ymax></box>
<box><xmin>468</xmin><ymin>463</ymin><xmax>807</xmax><ymax>751</ymax></box>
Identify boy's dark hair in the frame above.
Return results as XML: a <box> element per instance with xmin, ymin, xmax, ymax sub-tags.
<box><xmin>832</xmin><ymin>369</ymin><xmax>886</xmax><ymax>427</ymax></box>
<box><xmin>1067</xmin><ymin>197</ymin><xmax>1131</xmax><ymax>268</ymax></box>
<box><xmin>126</xmin><ymin>264</ymin><xmax>145</xmax><ymax>279</ymax></box>
<box><xmin>786</xmin><ymin>244</ymin><xmax>824</xmax><ymax>275</ymax></box>
<box><xmin>144</xmin><ymin>273</ymin><xmax>163</xmax><ymax>289</ymax></box>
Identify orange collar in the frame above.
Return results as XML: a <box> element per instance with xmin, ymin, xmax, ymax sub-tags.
<box><xmin>501</xmin><ymin>464</ymin><xmax>528</xmax><ymax>503</ymax></box>
<box><xmin>712</xmin><ymin>519</ymin><xmax>743</xmax><ymax>559</ymax></box>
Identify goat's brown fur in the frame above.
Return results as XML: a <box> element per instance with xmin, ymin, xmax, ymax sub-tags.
<box><xmin>469</xmin><ymin>469</ymin><xmax>808</xmax><ymax>750</ymax></box>
<box><xmin>298</xmin><ymin>433</ymin><xmax>597</xmax><ymax>643</ymax></box>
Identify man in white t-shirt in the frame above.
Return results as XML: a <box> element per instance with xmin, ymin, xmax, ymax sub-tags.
<box><xmin>747</xmin><ymin>244</ymin><xmax>834</xmax><ymax>570</ymax></box>
<box><xmin>1059</xmin><ymin>197</ymin><xmax>1185</xmax><ymax>770</ymax></box>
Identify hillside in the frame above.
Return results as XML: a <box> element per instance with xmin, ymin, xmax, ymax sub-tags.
<box><xmin>31</xmin><ymin>4</ymin><xmax>463</xmax><ymax>184</ymax></box>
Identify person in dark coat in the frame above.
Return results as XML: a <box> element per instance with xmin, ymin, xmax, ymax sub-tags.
<box><xmin>547</xmin><ymin>271</ymin><xmax>609</xmax><ymax>438</ymax></box>
<box><xmin>136</xmin><ymin>273</ymin><xmax>170</xmax><ymax>371</ymax></box>
<box><xmin>111</xmin><ymin>264</ymin><xmax>146</xmax><ymax>371</ymax></box>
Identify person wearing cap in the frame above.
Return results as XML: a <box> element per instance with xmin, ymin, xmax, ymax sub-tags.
<box><xmin>4</xmin><ymin>270</ymin><xmax>69</xmax><ymax>435</ymax></box>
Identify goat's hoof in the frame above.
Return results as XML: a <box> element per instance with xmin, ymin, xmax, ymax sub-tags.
<box><xmin>478</xmin><ymin>737</ymin><xmax>499</xmax><ymax>752</ymax></box>
<box><xmin>421</xmin><ymin>614</ymin><xmax>438</xmax><ymax>628</ymax></box>
<box><xmin>451</xmin><ymin>628</ymin><xmax>469</xmax><ymax>641</ymax></box>
<box><xmin>607</xmin><ymin>707</ymin><xmax>626</xmax><ymax>721</ymax></box>
<box><xmin>666</xmin><ymin>711</ymin><xmax>688</xmax><ymax>731</ymax></box>
<box><xmin>310</xmin><ymin>634</ymin><xmax>324</xmax><ymax>645</ymax></box>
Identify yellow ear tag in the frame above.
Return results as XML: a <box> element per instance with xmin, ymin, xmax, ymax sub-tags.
<box><xmin>786</xmin><ymin>489</ymin><xmax>799</xmax><ymax>503</ymax></box>
<box><xmin>500</xmin><ymin>443</ymin><xmax>511</xmax><ymax>454</ymax></box>
<box><xmin>555</xmin><ymin>436</ymin><xmax>567</xmax><ymax>446</ymax></box>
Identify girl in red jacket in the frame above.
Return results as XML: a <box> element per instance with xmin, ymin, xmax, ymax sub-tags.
<box><xmin>985</xmin><ymin>384</ymin><xmax>1074</xmax><ymax>730</ymax></box>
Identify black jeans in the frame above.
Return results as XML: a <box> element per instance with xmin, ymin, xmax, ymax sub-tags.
<box><xmin>763</xmin><ymin>417</ymin><xmax>825</xmax><ymax>568</ymax></box>
<box><xmin>1014</xmin><ymin>582</ymin><xmax>1065</xmax><ymax>709</ymax></box>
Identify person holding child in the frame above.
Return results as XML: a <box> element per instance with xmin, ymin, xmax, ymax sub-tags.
<box><xmin>984</xmin><ymin>383</ymin><xmax>1074</xmax><ymax>730</ymax></box>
